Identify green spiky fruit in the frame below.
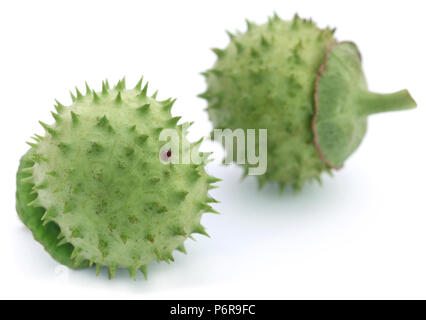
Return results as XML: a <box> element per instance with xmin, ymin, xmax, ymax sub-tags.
<box><xmin>201</xmin><ymin>14</ymin><xmax>417</xmax><ymax>191</ymax></box>
<box><xmin>16</xmin><ymin>78</ymin><xmax>219</xmax><ymax>279</ymax></box>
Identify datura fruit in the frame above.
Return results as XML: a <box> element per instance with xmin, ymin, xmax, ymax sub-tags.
<box><xmin>16</xmin><ymin>78</ymin><xmax>220</xmax><ymax>279</ymax></box>
<box><xmin>200</xmin><ymin>14</ymin><xmax>417</xmax><ymax>191</ymax></box>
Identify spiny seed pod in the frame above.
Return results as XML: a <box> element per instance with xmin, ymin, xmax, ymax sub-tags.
<box><xmin>200</xmin><ymin>14</ymin><xmax>417</xmax><ymax>191</ymax></box>
<box><xmin>16</xmin><ymin>78</ymin><xmax>220</xmax><ymax>279</ymax></box>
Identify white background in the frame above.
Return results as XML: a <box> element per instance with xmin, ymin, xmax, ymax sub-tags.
<box><xmin>0</xmin><ymin>0</ymin><xmax>425</xmax><ymax>300</ymax></box>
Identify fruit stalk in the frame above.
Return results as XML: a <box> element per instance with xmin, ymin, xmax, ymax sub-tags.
<box><xmin>357</xmin><ymin>89</ymin><xmax>417</xmax><ymax>116</ymax></box>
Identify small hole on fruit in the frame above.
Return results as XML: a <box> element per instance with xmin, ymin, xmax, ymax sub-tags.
<box><xmin>161</xmin><ymin>149</ymin><xmax>172</xmax><ymax>162</ymax></box>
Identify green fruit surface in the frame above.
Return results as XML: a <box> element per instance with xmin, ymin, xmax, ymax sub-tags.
<box><xmin>202</xmin><ymin>15</ymin><xmax>336</xmax><ymax>190</ymax></box>
<box><xmin>17</xmin><ymin>150</ymin><xmax>83</xmax><ymax>268</ymax></box>
<box><xmin>202</xmin><ymin>14</ymin><xmax>416</xmax><ymax>190</ymax></box>
<box><xmin>16</xmin><ymin>79</ymin><xmax>219</xmax><ymax>279</ymax></box>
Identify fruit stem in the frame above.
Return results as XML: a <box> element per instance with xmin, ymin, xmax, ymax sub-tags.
<box><xmin>357</xmin><ymin>89</ymin><xmax>417</xmax><ymax>116</ymax></box>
